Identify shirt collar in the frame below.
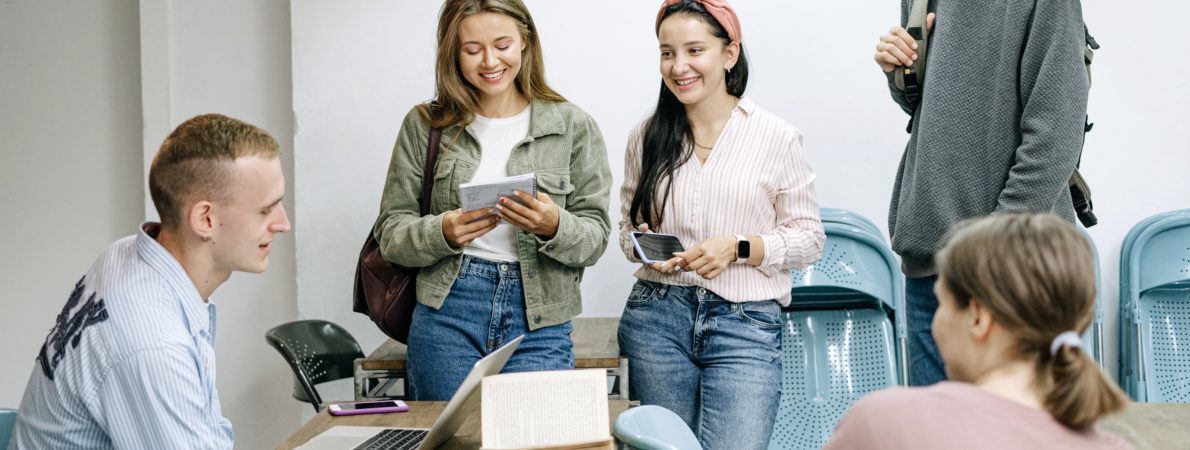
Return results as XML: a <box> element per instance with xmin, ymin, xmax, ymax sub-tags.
<box><xmin>734</xmin><ymin>96</ymin><xmax>757</xmax><ymax>116</ymax></box>
<box><xmin>137</xmin><ymin>222</ymin><xmax>212</xmax><ymax>339</ymax></box>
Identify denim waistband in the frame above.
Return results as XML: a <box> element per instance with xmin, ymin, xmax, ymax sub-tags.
<box><xmin>460</xmin><ymin>255</ymin><xmax>521</xmax><ymax>278</ymax></box>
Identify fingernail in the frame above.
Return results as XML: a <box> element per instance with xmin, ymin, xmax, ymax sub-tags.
<box><xmin>911</xmin><ymin>42</ymin><xmax>917</xmax><ymax>49</ymax></box>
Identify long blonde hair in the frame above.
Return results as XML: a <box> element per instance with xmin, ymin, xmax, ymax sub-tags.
<box><xmin>936</xmin><ymin>213</ymin><xmax>1127</xmax><ymax>430</ymax></box>
<box><xmin>419</xmin><ymin>0</ymin><xmax>565</xmax><ymax>128</ymax></box>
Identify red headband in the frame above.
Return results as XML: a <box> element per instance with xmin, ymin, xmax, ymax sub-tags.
<box><xmin>655</xmin><ymin>0</ymin><xmax>742</xmax><ymax>44</ymax></box>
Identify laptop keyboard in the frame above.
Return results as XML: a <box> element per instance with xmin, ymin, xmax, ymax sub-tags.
<box><xmin>351</xmin><ymin>429</ymin><xmax>429</xmax><ymax>450</ymax></box>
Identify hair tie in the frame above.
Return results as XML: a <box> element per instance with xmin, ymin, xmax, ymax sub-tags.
<box><xmin>655</xmin><ymin>0</ymin><xmax>743</xmax><ymax>44</ymax></box>
<box><xmin>1049</xmin><ymin>331</ymin><xmax>1083</xmax><ymax>356</ymax></box>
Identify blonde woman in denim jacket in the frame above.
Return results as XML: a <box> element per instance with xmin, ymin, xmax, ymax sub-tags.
<box><xmin>373</xmin><ymin>0</ymin><xmax>612</xmax><ymax>401</ymax></box>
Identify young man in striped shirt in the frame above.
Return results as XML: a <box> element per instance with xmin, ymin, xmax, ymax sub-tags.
<box><xmin>10</xmin><ymin>114</ymin><xmax>291</xmax><ymax>449</ymax></box>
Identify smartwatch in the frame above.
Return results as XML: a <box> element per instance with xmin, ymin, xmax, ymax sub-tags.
<box><xmin>734</xmin><ymin>234</ymin><xmax>750</xmax><ymax>263</ymax></box>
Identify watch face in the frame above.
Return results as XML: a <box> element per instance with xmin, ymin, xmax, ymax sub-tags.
<box><xmin>738</xmin><ymin>239</ymin><xmax>750</xmax><ymax>259</ymax></box>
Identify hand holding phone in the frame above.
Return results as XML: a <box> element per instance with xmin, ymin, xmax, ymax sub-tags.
<box><xmin>328</xmin><ymin>400</ymin><xmax>410</xmax><ymax>416</ymax></box>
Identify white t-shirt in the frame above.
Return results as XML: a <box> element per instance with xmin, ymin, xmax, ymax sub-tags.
<box><xmin>463</xmin><ymin>105</ymin><xmax>531</xmax><ymax>262</ymax></box>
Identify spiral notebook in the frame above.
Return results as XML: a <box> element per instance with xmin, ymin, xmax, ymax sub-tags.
<box><xmin>459</xmin><ymin>173</ymin><xmax>537</xmax><ymax>212</ymax></box>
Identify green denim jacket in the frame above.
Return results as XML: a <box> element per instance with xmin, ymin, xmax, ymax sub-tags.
<box><xmin>373</xmin><ymin>100</ymin><xmax>612</xmax><ymax>330</ymax></box>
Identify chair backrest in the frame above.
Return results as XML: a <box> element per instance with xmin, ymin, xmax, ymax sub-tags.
<box><xmin>819</xmin><ymin>208</ymin><xmax>885</xmax><ymax>243</ymax></box>
<box><xmin>613</xmin><ymin>405</ymin><xmax>701</xmax><ymax>450</ymax></box>
<box><xmin>790</xmin><ymin>223</ymin><xmax>901</xmax><ymax>313</ymax></box>
<box><xmin>265</xmin><ymin>320</ymin><xmax>364</xmax><ymax>412</ymax></box>
<box><xmin>1120</xmin><ymin>211</ymin><xmax>1190</xmax><ymax>402</ymax></box>
<box><xmin>1</xmin><ymin>408</ymin><xmax>16</xmax><ymax>448</ymax></box>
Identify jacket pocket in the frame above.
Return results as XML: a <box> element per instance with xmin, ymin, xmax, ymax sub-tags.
<box><xmin>535</xmin><ymin>170</ymin><xmax>575</xmax><ymax>206</ymax></box>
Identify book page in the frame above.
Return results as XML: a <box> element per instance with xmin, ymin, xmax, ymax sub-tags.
<box><xmin>481</xmin><ymin>369</ymin><xmax>609</xmax><ymax>449</ymax></box>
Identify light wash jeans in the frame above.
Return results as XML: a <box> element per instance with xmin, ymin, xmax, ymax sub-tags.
<box><xmin>406</xmin><ymin>255</ymin><xmax>574</xmax><ymax>400</ymax></box>
<box><xmin>906</xmin><ymin>275</ymin><xmax>946</xmax><ymax>386</ymax></box>
<box><xmin>618</xmin><ymin>279</ymin><xmax>782</xmax><ymax>450</ymax></box>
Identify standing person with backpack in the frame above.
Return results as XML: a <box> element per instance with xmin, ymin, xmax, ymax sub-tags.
<box><xmin>373</xmin><ymin>0</ymin><xmax>612</xmax><ymax>401</ymax></box>
<box><xmin>872</xmin><ymin>0</ymin><xmax>1093</xmax><ymax>386</ymax></box>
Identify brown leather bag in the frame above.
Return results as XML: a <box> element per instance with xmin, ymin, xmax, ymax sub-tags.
<box><xmin>352</xmin><ymin>127</ymin><xmax>442</xmax><ymax>344</ymax></box>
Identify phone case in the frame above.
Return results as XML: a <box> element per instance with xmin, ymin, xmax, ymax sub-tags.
<box><xmin>328</xmin><ymin>400</ymin><xmax>410</xmax><ymax>416</ymax></box>
<box><xmin>630</xmin><ymin>232</ymin><xmax>685</xmax><ymax>264</ymax></box>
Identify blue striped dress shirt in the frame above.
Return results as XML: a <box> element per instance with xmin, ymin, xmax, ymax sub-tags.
<box><xmin>10</xmin><ymin>223</ymin><xmax>234</xmax><ymax>449</ymax></box>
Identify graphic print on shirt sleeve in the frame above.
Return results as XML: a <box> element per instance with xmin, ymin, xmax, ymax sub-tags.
<box><xmin>38</xmin><ymin>276</ymin><xmax>109</xmax><ymax>380</ymax></box>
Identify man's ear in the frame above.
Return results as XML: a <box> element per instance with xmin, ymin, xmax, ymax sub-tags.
<box><xmin>188</xmin><ymin>200</ymin><xmax>216</xmax><ymax>242</ymax></box>
<box><xmin>968</xmin><ymin>299</ymin><xmax>995</xmax><ymax>343</ymax></box>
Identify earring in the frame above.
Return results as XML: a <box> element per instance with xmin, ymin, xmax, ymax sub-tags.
<box><xmin>201</xmin><ymin>235</ymin><xmax>212</xmax><ymax>243</ymax></box>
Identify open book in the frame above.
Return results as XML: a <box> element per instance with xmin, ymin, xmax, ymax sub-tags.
<box><xmin>480</xmin><ymin>369</ymin><xmax>613</xmax><ymax>450</ymax></box>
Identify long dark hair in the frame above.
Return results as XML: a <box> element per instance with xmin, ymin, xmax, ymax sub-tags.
<box><xmin>630</xmin><ymin>0</ymin><xmax>749</xmax><ymax>229</ymax></box>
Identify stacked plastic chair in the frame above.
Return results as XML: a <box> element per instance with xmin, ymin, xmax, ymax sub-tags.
<box><xmin>1080</xmin><ymin>229</ymin><xmax>1105</xmax><ymax>368</ymax></box>
<box><xmin>768</xmin><ymin>208</ymin><xmax>905</xmax><ymax>450</ymax></box>
<box><xmin>1118</xmin><ymin>209</ymin><xmax>1190</xmax><ymax>402</ymax></box>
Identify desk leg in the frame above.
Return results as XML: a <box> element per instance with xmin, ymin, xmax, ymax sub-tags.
<box><xmin>606</xmin><ymin>358</ymin><xmax>630</xmax><ymax>401</ymax></box>
<box><xmin>354</xmin><ymin>362</ymin><xmax>409</xmax><ymax>400</ymax></box>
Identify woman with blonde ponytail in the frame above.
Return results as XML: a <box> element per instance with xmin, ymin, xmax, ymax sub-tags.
<box><xmin>824</xmin><ymin>213</ymin><xmax>1131</xmax><ymax>449</ymax></box>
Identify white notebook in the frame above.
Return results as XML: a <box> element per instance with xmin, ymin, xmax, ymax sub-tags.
<box><xmin>459</xmin><ymin>173</ymin><xmax>538</xmax><ymax>213</ymax></box>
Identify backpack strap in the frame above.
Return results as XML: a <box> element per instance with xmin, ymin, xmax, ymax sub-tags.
<box><xmin>894</xmin><ymin>0</ymin><xmax>931</xmax><ymax>104</ymax></box>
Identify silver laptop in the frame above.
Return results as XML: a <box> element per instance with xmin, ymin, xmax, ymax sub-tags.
<box><xmin>298</xmin><ymin>335</ymin><xmax>524</xmax><ymax>450</ymax></box>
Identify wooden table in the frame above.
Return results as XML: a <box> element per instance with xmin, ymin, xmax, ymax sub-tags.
<box><xmin>277</xmin><ymin>400</ymin><xmax>632</xmax><ymax>450</ymax></box>
<box><xmin>1101</xmin><ymin>402</ymin><xmax>1190</xmax><ymax>449</ymax></box>
<box><xmin>354</xmin><ymin>318</ymin><xmax>628</xmax><ymax>400</ymax></box>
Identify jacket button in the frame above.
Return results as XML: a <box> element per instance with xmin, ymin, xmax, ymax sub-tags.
<box><xmin>533</xmin><ymin>315</ymin><xmax>543</xmax><ymax>324</ymax></box>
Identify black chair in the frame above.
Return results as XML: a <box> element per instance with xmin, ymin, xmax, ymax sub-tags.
<box><xmin>265</xmin><ymin>320</ymin><xmax>365</xmax><ymax>412</ymax></box>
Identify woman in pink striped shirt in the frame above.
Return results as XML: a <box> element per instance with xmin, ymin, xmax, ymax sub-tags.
<box><xmin>617</xmin><ymin>1</ymin><xmax>825</xmax><ymax>448</ymax></box>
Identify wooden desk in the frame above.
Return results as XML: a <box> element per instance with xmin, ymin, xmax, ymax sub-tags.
<box><xmin>277</xmin><ymin>400</ymin><xmax>632</xmax><ymax>450</ymax></box>
<box><xmin>1101</xmin><ymin>403</ymin><xmax>1190</xmax><ymax>449</ymax></box>
<box><xmin>355</xmin><ymin>318</ymin><xmax>628</xmax><ymax>400</ymax></box>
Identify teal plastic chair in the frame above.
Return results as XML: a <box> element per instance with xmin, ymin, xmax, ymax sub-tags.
<box><xmin>819</xmin><ymin>207</ymin><xmax>884</xmax><ymax>243</ymax></box>
<box><xmin>770</xmin><ymin>219</ymin><xmax>904</xmax><ymax>450</ymax></box>
<box><xmin>265</xmin><ymin>320</ymin><xmax>365</xmax><ymax>412</ymax></box>
<box><xmin>1080</xmin><ymin>228</ymin><xmax>1104</xmax><ymax>367</ymax></box>
<box><xmin>1118</xmin><ymin>210</ymin><xmax>1190</xmax><ymax>402</ymax></box>
<box><xmin>613</xmin><ymin>405</ymin><xmax>701</xmax><ymax>450</ymax></box>
<box><xmin>1</xmin><ymin>408</ymin><xmax>16</xmax><ymax>448</ymax></box>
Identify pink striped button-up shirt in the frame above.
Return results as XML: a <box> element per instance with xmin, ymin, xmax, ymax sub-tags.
<box><xmin>618</xmin><ymin>97</ymin><xmax>825</xmax><ymax>305</ymax></box>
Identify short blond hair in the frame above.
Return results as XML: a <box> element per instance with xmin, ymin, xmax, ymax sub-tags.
<box><xmin>149</xmin><ymin>114</ymin><xmax>280</xmax><ymax>229</ymax></box>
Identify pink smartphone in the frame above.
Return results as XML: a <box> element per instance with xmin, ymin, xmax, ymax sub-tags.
<box><xmin>328</xmin><ymin>400</ymin><xmax>410</xmax><ymax>416</ymax></box>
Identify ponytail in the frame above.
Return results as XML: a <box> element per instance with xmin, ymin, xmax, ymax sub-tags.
<box><xmin>1039</xmin><ymin>346</ymin><xmax>1128</xmax><ymax>430</ymax></box>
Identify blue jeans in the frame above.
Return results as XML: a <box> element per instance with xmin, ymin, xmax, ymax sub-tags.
<box><xmin>406</xmin><ymin>256</ymin><xmax>575</xmax><ymax>400</ymax></box>
<box><xmin>906</xmin><ymin>275</ymin><xmax>946</xmax><ymax>386</ymax></box>
<box><xmin>618</xmin><ymin>280</ymin><xmax>782</xmax><ymax>450</ymax></box>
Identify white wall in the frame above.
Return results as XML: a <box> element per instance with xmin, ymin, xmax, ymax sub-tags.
<box><xmin>292</xmin><ymin>0</ymin><xmax>1190</xmax><ymax>389</ymax></box>
<box><xmin>0</xmin><ymin>0</ymin><xmax>143</xmax><ymax>407</ymax></box>
<box><xmin>138</xmin><ymin>1</ymin><xmax>302</xmax><ymax>449</ymax></box>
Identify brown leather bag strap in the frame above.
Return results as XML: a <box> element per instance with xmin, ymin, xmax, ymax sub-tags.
<box><xmin>419</xmin><ymin>128</ymin><xmax>442</xmax><ymax>216</ymax></box>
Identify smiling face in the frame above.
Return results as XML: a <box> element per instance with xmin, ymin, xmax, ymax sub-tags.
<box><xmin>457</xmin><ymin>12</ymin><xmax>527</xmax><ymax>106</ymax></box>
<box><xmin>209</xmin><ymin>155</ymin><xmax>290</xmax><ymax>275</ymax></box>
<box><xmin>657</xmin><ymin>13</ymin><xmax>738</xmax><ymax>107</ymax></box>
